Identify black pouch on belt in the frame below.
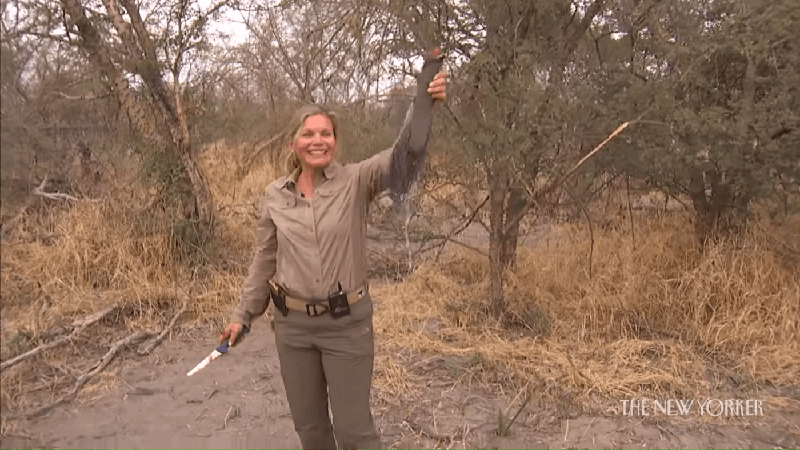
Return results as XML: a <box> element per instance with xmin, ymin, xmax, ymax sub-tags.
<box><xmin>328</xmin><ymin>282</ymin><xmax>350</xmax><ymax>318</ymax></box>
<box><xmin>269</xmin><ymin>280</ymin><xmax>289</xmax><ymax>316</ymax></box>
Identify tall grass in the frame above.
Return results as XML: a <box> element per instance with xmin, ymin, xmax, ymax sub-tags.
<box><xmin>0</xmin><ymin>140</ymin><xmax>277</xmax><ymax>348</ymax></box>
<box><xmin>372</xmin><ymin>214</ymin><xmax>799</xmax><ymax>405</ymax></box>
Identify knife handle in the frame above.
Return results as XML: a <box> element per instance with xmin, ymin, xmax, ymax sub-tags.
<box><xmin>217</xmin><ymin>326</ymin><xmax>249</xmax><ymax>353</ymax></box>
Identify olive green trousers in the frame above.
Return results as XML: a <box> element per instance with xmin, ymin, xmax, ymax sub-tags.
<box><xmin>273</xmin><ymin>293</ymin><xmax>382</xmax><ymax>450</ymax></box>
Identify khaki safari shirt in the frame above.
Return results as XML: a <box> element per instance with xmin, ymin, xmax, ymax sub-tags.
<box><xmin>231</xmin><ymin>109</ymin><xmax>418</xmax><ymax>329</ymax></box>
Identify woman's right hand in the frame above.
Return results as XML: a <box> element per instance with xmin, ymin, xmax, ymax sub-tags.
<box><xmin>219</xmin><ymin>322</ymin><xmax>244</xmax><ymax>347</ymax></box>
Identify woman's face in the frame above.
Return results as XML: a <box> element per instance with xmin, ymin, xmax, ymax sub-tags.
<box><xmin>290</xmin><ymin>114</ymin><xmax>336</xmax><ymax>171</ymax></box>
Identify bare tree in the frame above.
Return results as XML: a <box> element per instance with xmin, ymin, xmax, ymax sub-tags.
<box><xmin>364</xmin><ymin>0</ymin><xmax>613</xmax><ymax>317</ymax></box>
<box><xmin>53</xmin><ymin>0</ymin><xmax>227</xmax><ymax>225</ymax></box>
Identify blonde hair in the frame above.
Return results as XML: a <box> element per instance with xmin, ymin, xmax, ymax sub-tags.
<box><xmin>283</xmin><ymin>104</ymin><xmax>339</xmax><ymax>175</ymax></box>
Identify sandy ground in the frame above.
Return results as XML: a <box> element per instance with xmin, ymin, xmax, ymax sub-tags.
<box><xmin>2</xmin><ymin>222</ymin><xmax>799</xmax><ymax>449</ymax></box>
<box><xmin>1</xmin><ymin>323</ymin><xmax>300</xmax><ymax>449</ymax></box>
<box><xmin>2</xmin><ymin>312</ymin><xmax>798</xmax><ymax>450</ymax></box>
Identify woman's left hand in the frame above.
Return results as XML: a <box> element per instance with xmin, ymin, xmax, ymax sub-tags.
<box><xmin>428</xmin><ymin>72</ymin><xmax>447</xmax><ymax>103</ymax></box>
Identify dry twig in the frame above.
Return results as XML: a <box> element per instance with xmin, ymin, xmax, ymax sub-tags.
<box><xmin>25</xmin><ymin>330</ymin><xmax>155</xmax><ymax>419</ymax></box>
<box><xmin>405</xmin><ymin>418</ymin><xmax>456</xmax><ymax>443</ymax></box>
<box><xmin>31</xmin><ymin>176</ymin><xmax>100</xmax><ymax>203</ymax></box>
<box><xmin>0</xmin><ymin>304</ymin><xmax>120</xmax><ymax>371</ymax></box>
<box><xmin>219</xmin><ymin>404</ymin><xmax>240</xmax><ymax>430</ymax></box>
<box><xmin>137</xmin><ymin>302</ymin><xmax>188</xmax><ymax>355</ymax></box>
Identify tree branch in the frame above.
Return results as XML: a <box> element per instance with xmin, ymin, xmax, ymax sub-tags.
<box><xmin>45</xmin><ymin>91</ymin><xmax>112</xmax><ymax>101</ymax></box>
<box><xmin>566</xmin><ymin>0</ymin><xmax>605</xmax><ymax>54</ymax></box>
<box><xmin>504</xmin><ymin>116</ymin><xmax>640</xmax><ymax>236</ymax></box>
<box><xmin>0</xmin><ymin>304</ymin><xmax>120</xmax><ymax>371</ymax></box>
<box><xmin>61</xmin><ymin>0</ymin><xmax>167</xmax><ymax>150</ymax></box>
<box><xmin>25</xmin><ymin>330</ymin><xmax>156</xmax><ymax>419</ymax></box>
<box><xmin>137</xmin><ymin>302</ymin><xmax>187</xmax><ymax>355</ymax></box>
<box><xmin>116</xmin><ymin>0</ymin><xmax>179</xmax><ymax>122</ymax></box>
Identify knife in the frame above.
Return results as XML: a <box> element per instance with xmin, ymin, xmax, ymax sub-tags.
<box><xmin>186</xmin><ymin>327</ymin><xmax>249</xmax><ymax>377</ymax></box>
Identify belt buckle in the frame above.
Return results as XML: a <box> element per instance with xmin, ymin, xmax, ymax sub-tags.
<box><xmin>306</xmin><ymin>301</ymin><xmax>328</xmax><ymax>317</ymax></box>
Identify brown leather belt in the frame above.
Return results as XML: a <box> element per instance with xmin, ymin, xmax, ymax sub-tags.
<box><xmin>270</xmin><ymin>280</ymin><xmax>368</xmax><ymax>315</ymax></box>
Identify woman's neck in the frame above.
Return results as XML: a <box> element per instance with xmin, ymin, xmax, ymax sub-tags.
<box><xmin>297</xmin><ymin>166</ymin><xmax>319</xmax><ymax>198</ymax></box>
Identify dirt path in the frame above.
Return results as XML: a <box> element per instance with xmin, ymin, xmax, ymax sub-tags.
<box><xmin>1</xmin><ymin>323</ymin><xmax>301</xmax><ymax>449</ymax></box>
<box><xmin>3</xmin><ymin>310</ymin><xmax>798</xmax><ymax>450</ymax></box>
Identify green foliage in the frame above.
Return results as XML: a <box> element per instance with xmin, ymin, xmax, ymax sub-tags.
<box><xmin>496</xmin><ymin>393</ymin><xmax>531</xmax><ymax>437</ymax></box>
<box><xmin>496</xmin><ymin>408</ymin><xmax>509</xmax><ymax>437</ymax></box>
<box><xmin>596</xmin><ymin>0</ymin><xmax>800</xmax><ymax>240</ymax></box>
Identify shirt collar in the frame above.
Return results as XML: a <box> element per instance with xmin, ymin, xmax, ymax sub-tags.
<box><xmin>280</xmin><ymin>160</ymin><xmax>341</xmax><ymax>189</ymax></box>
<box><xmin>278</xmin><ymin>167</ymin><xmax>299</xmax><ymax>189</ymax></box>
<box><xmin>322</xmin><ymin>160</ymin><xmax>341</xmax><ymax>180</ymax></box>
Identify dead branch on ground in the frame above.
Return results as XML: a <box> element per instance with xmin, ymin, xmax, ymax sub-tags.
<box><xmin>219</xmin><ymin>404</ymin><xmax>240</xmax><ymax>430</ymax></box>
<box><xmin>25</xmin><ymin>330</ymin><xmax>156</xmax><ymax>419</ymax></box>
<box><xmin>138</xmin><ymin>302</ymin><xmax>188</xmax><ymax>355</ymax></box>
<box><xmin>404</xmin><ymin>418</ymin><xmax>458</xmax><ymax>444</ymax></box>
<box><xmin>0</xmin><ymin>304</ymin><xmax>120</xmax><ymax>371</ymax></box>
<box><xmin>32</xmin><ymin>177</ymin><xmax>100</xmax><ymax>202</ymax></box>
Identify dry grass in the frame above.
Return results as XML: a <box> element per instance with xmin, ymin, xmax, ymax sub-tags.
<box><xmin>1</xmin><ymin>140</ymin><xmax>798</xmax><ymax>424</ymax></box>
<box><xmin>372</xmin><ymin>213</ymin><xmax>800</xmax><ymax>409</ymax></box>
<box><xmin>0</xmin><ymin>141</ymin><xmax>275</xmax><ymax>413</ymax></box>
<box><xmin>0</xmin><ymin>140</ymin><xmax>273</xmax><ymax>325</ymax></box>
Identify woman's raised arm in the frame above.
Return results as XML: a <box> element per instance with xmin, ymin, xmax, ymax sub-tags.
<box><xmin>357</xmin><ymin>49</ymin><xmax>446</xmax><ymax>204</ymax></box>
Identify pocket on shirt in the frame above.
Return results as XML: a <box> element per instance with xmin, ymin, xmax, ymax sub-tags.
<box><xmin>276</xmin><ymin>196</ymin><xmax>296</xmax><ymax>209</ymax></box>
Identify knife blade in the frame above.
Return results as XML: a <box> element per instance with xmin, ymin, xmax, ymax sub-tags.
<box><xmin>186</xmin><ymin>327</ymin><xmax>249</xmax><ymax>377</ymax></box>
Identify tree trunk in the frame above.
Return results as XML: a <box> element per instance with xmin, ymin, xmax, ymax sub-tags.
<box><xmin>688</xmin><ymin>169</ymin><xmax>715</xmax><ymax>245</ymax></box>
<box><xmin>488</xmin><ymin>170</ymin><xmax>507</xmax><ymax>319</ymax></box>
<box><xmin>65</xmin><ymin>0</ymin><xmax>215</xmax><ymax>227</ymax></box>
<box><xmin>62</xmin><ymin>0</ymin><xmax>165</xmax><ymax>151</ymax></box>
<box><xmin>171</xmin><ymin>73</ymin><xmax>215</xmax><ymax>226</ymax></box>
<box><xmin>175</xmin><ymin>142</ymin><xmax>214</xmax><ymax>224</ymax></box>
<box><xmin>688</xmin><ymin>168</ymin><xmax>740</xmax><ymax>245</ymax></box>
<box><xmin>501</xmin><ymin>187</ymin><xmax>527</xmax><ymax>268</ymax></box>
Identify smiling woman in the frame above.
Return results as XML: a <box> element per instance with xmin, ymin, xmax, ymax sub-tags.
<box><xmin>284</xmin><ymin>105</ymin><xmax>340</xmax><ymax>198</ymax></box>
<box><xmin>216</xmin><ymin>50</ymin><xmax>447</xmax><ymax>450</ymax></box>
<box><xmin>293</xmin><ymin>116</ymin><xmax>336</xmax><ymax>167</ymax></box>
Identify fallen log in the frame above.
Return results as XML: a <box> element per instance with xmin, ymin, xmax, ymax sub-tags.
<box><xmin>31</xmin><ymin>176</ymin><xmax>100</xmax><ymax>203</ymax></box>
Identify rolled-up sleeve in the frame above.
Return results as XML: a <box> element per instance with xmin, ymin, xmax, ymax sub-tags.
<box><xmin>231</xmin><ymin>194</ymin><xmax>277</xmax><ymax>328</ymax></box>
